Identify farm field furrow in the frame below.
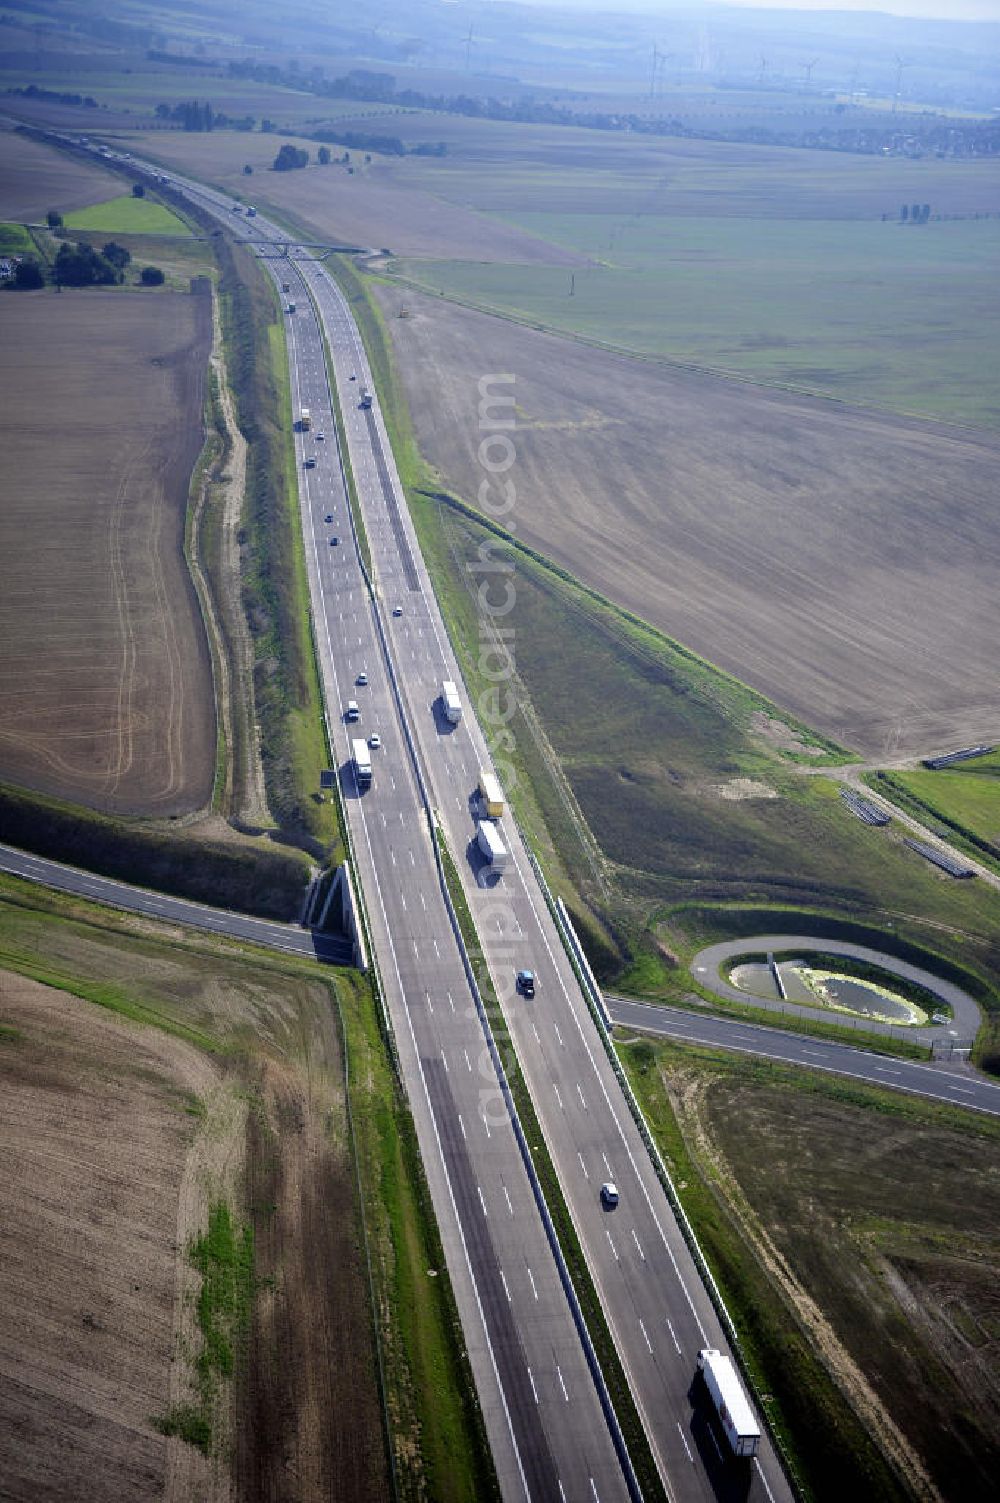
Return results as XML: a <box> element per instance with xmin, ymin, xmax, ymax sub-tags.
<box><xmin>116</xmin><ymin>130</ymin><xmax>586</xmax><ymax>264</ymax></box>
<box><xmin>0</xmin><ymin>121</ymin><xmax>122</xmax><ymax>221</ymax></box>
<box><xmin>0</xmin><ymin>288</ymin><xmax>216</xmax><ymax>815</ymax></box>
<box><xmin>377</xmin><ymin>281</ymin><xmax>1000</xmax><ymax>760</ymax></box>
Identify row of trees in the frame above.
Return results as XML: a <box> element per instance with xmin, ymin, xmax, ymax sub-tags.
<box><xmin>154</xmin><ymin>100</ymin><xmax>254</xmax><ymax>132</ymax></box>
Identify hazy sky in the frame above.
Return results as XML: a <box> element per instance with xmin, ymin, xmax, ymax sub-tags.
<box><xmin>717</xmin><ymin>0</ymin><xmax>1000</xmax><ymax>18</ymax></box>
<box><xmin>528</xmin><ymin>0</ymin><xmax>1000</xmax><ymax>21</ymax></box>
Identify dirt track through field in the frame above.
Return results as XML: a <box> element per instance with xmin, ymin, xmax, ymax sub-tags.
<box><xmin>0</xmin><ymin>287</ymin><xmax>216</xmax><ymax>814</ymax></box>
<box><xmin>380</xmin><ymin>284</ymin><xmax>1000</xmax><ymax>758</ymax></box>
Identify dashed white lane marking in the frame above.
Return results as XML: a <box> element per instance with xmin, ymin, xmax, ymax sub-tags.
<box><xmin>556</xmin><ymin>1365</ymin><xmax>569</xmax><ymax>1402</ymax></box>
<box><xmin>527</xmin><ymin>1367</ymin><xmax>538</xmax><ymax>1404</ymax></box>
<box><xmin>503</xmin><ymin>1184</ymin><xmax>514</xmax><ymax>1216</ymax></box>
<box><xmin>500</xmin><ymin>1269</ymin><xmax>511</xmax><ymax>1304</ymax></box>
<box><xmin>477</xmin><ymin>1185</ymin><xmax>488</xmax><ymax>1218</ymax></box>
<box><xmin>666</xmin><ymin>1317</ymin><xmax>682</xmax><ymax>1354</ymax></box>
<box><xmin>578</xmin><ymin>1152</ymin><xmax>589</xmax><ymax>1179</ymax></box>
<box><xmin>639</xmin><ymin>1318</ymin><xmax>652</xmax><ymax>1353</ymax></box>
<box><xmin>677</xmin><ymin>1423</ymin><xmax>694</xmax><ymax>1463</ymax></box>
<box><xmin>606</xmin><ymin>1229</ymin><xmax>618</xmax><ymax>1261</ymax></box>
<box><xmin>527</xmin><ymin>1266</ymin><xmax>538</xmax><ymax>1300</ymax></box>
<box><xmin>632</xmin><ymin>1228</ymin><xmax>645</xmax><ymax>1261</ymax></box>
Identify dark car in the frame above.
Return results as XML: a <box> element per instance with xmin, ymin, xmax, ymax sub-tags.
<box><xmin>324</xmin><ymin>514</ymin><xmax>334</xmax><ymax>523</ymax></box>
<box><xmin>329</xmin><ymin>536</ymin><xmax>339</xmax><ymax>547</ymax></box>
<box><xmin>516</xmin><ymin>969</ymin><xmax>536</xmax><ymax>998</ymax></box>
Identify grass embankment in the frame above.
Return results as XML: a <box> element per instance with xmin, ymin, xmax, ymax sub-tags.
<box><xmin>216</xmin><ymin>232</ymin><xmax>339</xmax><ymax>858</ymax></box>
<box><xmin>619</xmin><ymin>1034</ymin><xmax>1000</xmax><ymax>1503</ymax></box>
<box><xmin>0</xmin><ymin>780</ymin><xmax>307</xmax><ymax>918</ymax></box>
<box><xmin>64</xmin><ymin>192</ymin><xmax>191</xmax><ymax>236</ymax></box>
<box><xmin>436</xmin><ymin>829</ymin><xmax>665</xmax><ymax>1503</ymax></box>
<box><xmin>0</xmin><ymin>873</ymin><xmax>496</xmax><ymax>1499</ymax></box>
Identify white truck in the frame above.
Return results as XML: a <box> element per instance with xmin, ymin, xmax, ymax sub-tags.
<box><xmin>352</xmin><ymin>737</ymin><xmax>372</xmax><ymax>790</ymax></box>
<box><xmin>299</xmin><ymin>407</ymin><xmax>312</xmax><ymax>431</ymax></box>
<box><xmin>359</xmin><ymin>386</ymin><xmax>373</xmax><ymax>409</ymax></box>
<box><xmin>477</xmin><ymin>819</ymin><xmax>509</xmax><ymax>873</ymax></box>
<box><xmin>441</xmin><ymin>680</ymin><xmax>463</xmax><ymax>723</ymax></box>
<box><xmin>697</xmin><ymin>1349</ymin><xmax>761</xmax><ymax>1459</ymax></box>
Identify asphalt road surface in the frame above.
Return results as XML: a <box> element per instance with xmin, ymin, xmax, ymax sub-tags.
<box><xmin>0</xmin><ymin>842</ymin><xmax>352</xmax><ymax>964</ymax></box>
<box><xmin>608</xmin><ymin>995</ymin><xmax>1000</xmax><ymax>1117</ymax></box>
<box><xmin>689</xmin><ymin>936</ymin><xmax>983</xmax><ymax>1044</ymax></box>
<box><xmin>166</xmin><ymin>175</ymin><xmax>633</xmax><ymax>1502</ymax></box>
<box><xmin>27</xmin><ymin>142</ymin><xmax>798</xmax><ymax>1503</ymax></box>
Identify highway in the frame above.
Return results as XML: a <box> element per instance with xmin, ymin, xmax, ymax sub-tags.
<box><xmin>24</xmin><ymin>143</ymin><xmax>797</xmax><ymax>1503</ymax></box>
<box><xmin>607</xmin><ymin>996</ymin><xmax>1000</xmax><ymax>1118</ymax></box>
<box><xmin>170</xmin><ymin>176</ymin><xmax>634</xmax><ymax>1502</ymax></box>
<box><xmin>297</xmin><ymin>217</ymin><xmax>793</xmax><ymax>1503</ymax></box>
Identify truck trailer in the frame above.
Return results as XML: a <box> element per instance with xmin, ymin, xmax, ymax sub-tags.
<box><xmin>441</xmin><ymin>680</ymin><xmax>463</xmax><ymax>723</ymax></box>
<box><xmin>352</xmin><ymin>738</ymin><xmax>372</xmax><ymax>790</ymax></box>
<box><xmin>299</xmin><ymin>407</ymin><xmax>312</xmax><ymax>431</ymax></box>
<box><xmin>478</xmin><ymin>769</ymin><xmax>504</xmax><ymax>819</ymax></box>
<box><xmin>477</xmin><ymin>820</ymin><xmax>509</xmax><ymax>872</ymax></box>
<box><xmin>697</xmin><ymin>1349</ymin><xmax>760</xmax><ymax>1459</ymax></box>
<box><xmin>359</xmin><ymin>387</ymin><xmax>373</xmax><ymax>409</ymax></box>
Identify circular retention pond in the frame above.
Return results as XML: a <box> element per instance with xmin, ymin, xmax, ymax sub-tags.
<box><xmin>729</xmin><ymin>959</ymin><xmax>930</xmax><ymax>1026</ymax></box>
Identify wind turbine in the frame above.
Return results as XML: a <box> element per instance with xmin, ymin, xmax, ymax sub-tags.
<box><xmin>803</xmin><ymin>57</ymin><xmax>819</xmax><ymax>91</ymax></box>
<box><xmin>757</xmin><ymin>55</ymin><xmax>769</xmax><ymax>88</ymax></box>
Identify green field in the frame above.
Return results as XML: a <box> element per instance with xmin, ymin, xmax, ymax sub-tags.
<box><xmin>0</xmin><ymin>221</ymin><xmax>34</xmax><ymax>256</ymax></box>
<box><xmin>894</xmin><ymin>768</ymin><xmax>1000</xmax><ymax>846</ymax></box>
<box><xmin>392</xmin><ymin>213</ymin><xmax>1000</xmax><ymax>426</ymax></box>
<box><xmin>620</xmin><ymin>1035</ymin><xmax>1000</xmax><ymax>1503</ymax></box>
<box><xmin>64</xmin><ymin>192</ymin><xmax>191</xmax><ymax>235</ymax></box>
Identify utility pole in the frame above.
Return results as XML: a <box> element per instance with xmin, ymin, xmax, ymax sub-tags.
<box><xmin>893</xmin><ymin>54</ymin><xmax>908</xmax><ymax>113</ymax></box>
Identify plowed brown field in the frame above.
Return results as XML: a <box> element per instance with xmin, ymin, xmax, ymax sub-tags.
<box><xmin>0</xmin><ymin>286</ymin><xmax>216</xmax><ymax>814</ymax></box>
<box><xmin>0</xmin><ymin>971</ymin><xmax>223</xmax><ymax>1503</ymax></box>
<box><xmin>0</xmin><ymin>123</ymin><xmax>123</xmax><ymax>221</ymax></box>
<box><xmin>380</xmin><ymin>284</ymin><xmax>1000</xmax><ymax>759</ymax></box>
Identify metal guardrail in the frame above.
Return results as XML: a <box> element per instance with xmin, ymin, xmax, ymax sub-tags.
<box><xmin>528</xmin><ymin>852</ymin><xmax>804</xmax><ymax>1500</ymax></box>
<box><xmin>302</xmin><ymin>268</ymin><xmax>643</xmax><ymax>1503</ymax></box>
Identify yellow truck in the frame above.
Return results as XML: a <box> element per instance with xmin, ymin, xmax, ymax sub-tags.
<box><xmin>479</xmin><ymin>769</ymin><xmax>504</xmax><ymax>819</ymax></box>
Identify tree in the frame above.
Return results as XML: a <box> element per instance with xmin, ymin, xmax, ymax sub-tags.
<box><xmin>922</xmin><ymin>203</ymin><xmax>931</xmax><ymax>222</ymax></box>
<box><xmin>911</xmin><ymin>203</ymin><xmax>921</xmax><ymax>223</ymax></box>
<box><xmin>45</xmin><ymin>210</ymin><xmax>63</xmax><ymax>229</ymax></box>
<box><xmin>141</xmin><ymin>265</ymin><xmax>165</xmax><ymax>286</ymax></box>
<box><xmin>273</xmin><ymin>143</ymin><xmax>308</xmax><ymax>171</ymax></box>
<box><xmin>102</xmin><ymin>241</ymin><xmax>131</xmax><ymax>271</ymax></box>
<box><xmin>54</xmin><ymin>241</ymin><xmax>120</xmax><ymax>287</ymax></box>
<box><xmin>132</xmin><ymin>183</ymin><xmax>145</xmax><ymax>198</ymax></box>
<box><xmin>317</xmin><ymin>144</ymin><xmax>330</xmax><ymax>165</ymax></box>
<box><xmin>900</xmin><ymin>204</ymin><xmax>909</xmax><ymax>221</ymax></box>
<box><xmin>13</xmin><ymin>259</ymin><xmax>44</xmax><ymax>289</ymax></box>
